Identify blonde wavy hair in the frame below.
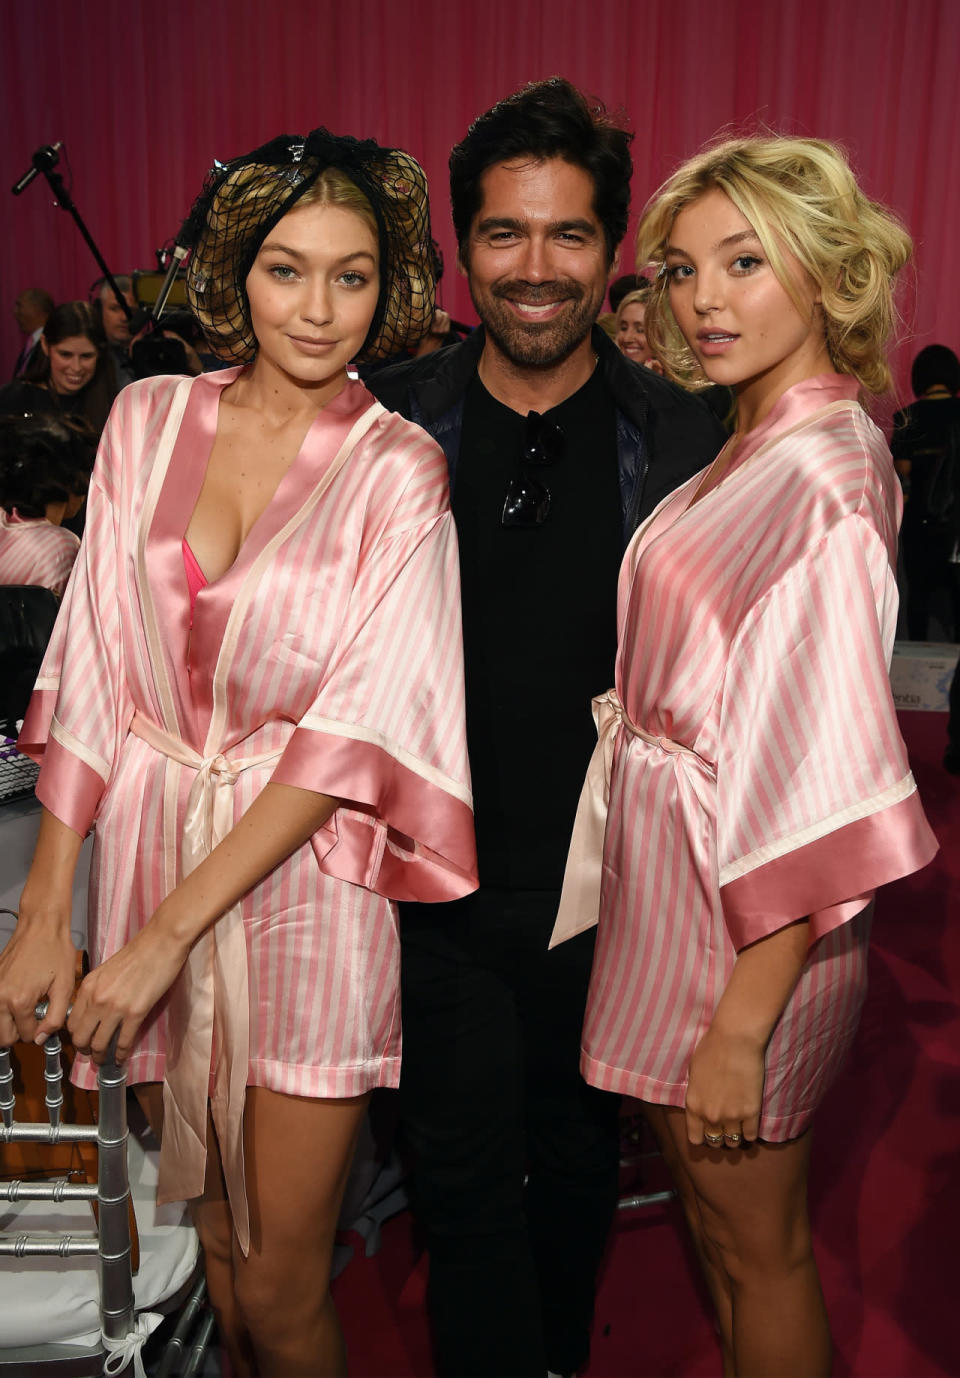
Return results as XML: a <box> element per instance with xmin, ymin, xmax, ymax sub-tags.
<box><xmin>637</xmin><ymin>135</ymin><xmax>912</xmax><ymax>395</ymax></box>
<box><xmin>615</xmin><ymin>285</ymin><xmax>652</xmax><ymax>326</ymax></box>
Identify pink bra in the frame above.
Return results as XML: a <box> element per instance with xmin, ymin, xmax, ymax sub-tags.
<box><xmin>182</xmin><ymin>538</ymin><xmax>207</xmax><ymax>618</ymax></box>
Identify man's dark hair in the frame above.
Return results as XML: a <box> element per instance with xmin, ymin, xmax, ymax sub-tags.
<box><xmin>449</xmin><ymin>77</ymin><xmax>633</xmax><ymax>266</ymax></box>
<box><xmin>0</xmin><ymin>414</ymin><xmax>93</xmax><ymax>518</ymax></box>
<box><xmin>608</xmin><ymin>274</ymin><xmax>639</xmax><ymax>313</ymax></box>
<box><xmin>19</xmin><ymin>288</ymin><xmax>54</xmax><ymax>317</ymax></box>
<box><xmin>912</xmin><ymin>343</ymin><xmax>960</xmax><ymax>397</ymax></box>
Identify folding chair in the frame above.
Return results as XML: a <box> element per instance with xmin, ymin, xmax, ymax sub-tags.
<box><xmin>0</xmin><ymin>1003</ymin><xmax>210</xmax><ymax>1376</ymax></box>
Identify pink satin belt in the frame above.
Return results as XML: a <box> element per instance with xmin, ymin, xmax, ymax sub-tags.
<box><xmin>549</xmin><ymin>690</ymin><xmax>708</xmax><ymax>948</ymax></box>
<box><xmin>128</xmin><ymin>710</ymin><xmax>284</xmax><ymax>1255</ymax></box>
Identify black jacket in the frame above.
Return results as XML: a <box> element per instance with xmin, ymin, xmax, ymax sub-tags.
<box><xmin>367</xmin><ymin>325</ymin><xmax>726</xmax><ymax>543</ymax></box>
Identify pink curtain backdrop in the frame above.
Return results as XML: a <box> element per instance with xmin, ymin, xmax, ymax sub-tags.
<box><xmin>3</xmin><ymin>0</ymin><xmax>958</xmax><ymax>415</ymax></box>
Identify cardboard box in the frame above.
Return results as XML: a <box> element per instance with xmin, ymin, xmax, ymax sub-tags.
<box><xmin>890</xmin><ymin>641</ymin><xmax>958</xmax><ymax>712</ymax></box>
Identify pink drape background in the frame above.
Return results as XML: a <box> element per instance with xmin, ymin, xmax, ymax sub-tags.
<box><xmin>3</xmin><ymin>0</ymin><xmax>958</xmax><ymax>409</ymax></box>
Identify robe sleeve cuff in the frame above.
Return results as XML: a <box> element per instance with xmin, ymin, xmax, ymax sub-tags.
<box><xmin>720</xmin><ymin>787</ymin><xmax>938</xmax><ymax>950</ymax></box>
<box><xmin>271</xmin><ymin>724</ymin><xmax>477</xmax><ymax>903</ymax></box>
<box><xmin>30</xmin><ymin>732</ymin><xmax>104</xmax><ymax>837</ymax></box>
<box><xmin>18</xmin><ymin>685</ymin><xmax>57</xmax><ymax>757</ymax></box>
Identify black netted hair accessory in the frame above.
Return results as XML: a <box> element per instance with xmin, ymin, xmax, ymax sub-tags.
<box><xmin>184</xmin><ymin>127</ymin><xmax>440</xmax><ymax>364</ymax></box>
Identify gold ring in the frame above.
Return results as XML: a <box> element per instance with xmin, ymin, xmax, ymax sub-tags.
<box><xmin>703</xmin><ymin>1131</ymin><xmax>724</xmax><ymax>1145</ymax></box>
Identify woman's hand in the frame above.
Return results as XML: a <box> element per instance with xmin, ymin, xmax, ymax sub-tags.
<box><xmin>684</xmin><ymin>917</ymin><xmax>811</xmax><ymax>1150</ymax></box>
<box><xmin>0</xmin><ymin>906</ymin><xmax>77</xmax><ymax>1046</ymax></box>
<box><xmin>67</xmin><ymin>783</ymin><xmax>340</xmax><ymax>1066</ymax></box>
<box><xmin>684</xmin><ymin>1023</ymin><xmax>765</xmax><ymax>1148</ymax></box>
<box><xmin>68</xmin><ymin>920</ymin><xmax>191</xmax><ymax>1065</ymax></box>
<box><xmin>0</xmin><ymin>809</ymin><xmax>86</xmax><ymax>1045</ymax></box>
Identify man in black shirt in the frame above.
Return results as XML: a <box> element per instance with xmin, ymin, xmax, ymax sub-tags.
<box><xmin>370</xmin><ymin>78</ymin><xmax>724</xmax><ymax>1378</ymax></box>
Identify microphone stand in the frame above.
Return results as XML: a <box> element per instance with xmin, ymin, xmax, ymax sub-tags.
<box><xmin>13</xmin><ymin>140</ymin><xmax>196</xmax><ymax>377</ymax></box>
<box><xmin>26</xmin><ymin>150</ymin><xmax>133</xmax><ymax>326</ymax></box>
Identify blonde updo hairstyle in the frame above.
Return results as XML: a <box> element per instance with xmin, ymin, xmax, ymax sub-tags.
<box><xmin>637</xmin><ymin>135</ymin><xmax>912</xmax><ymax>395</ymax></box>
<box><xmin>186</xmin><ymin>130</ymin><xmax>438</xmax><ymax>364</ymax></box>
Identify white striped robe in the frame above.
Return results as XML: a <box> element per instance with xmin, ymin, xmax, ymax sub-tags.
<box><xmin>20</xmin><ymin>369</ymin><xmax>476</xmax><ymax>1236</ymax></box>
<box><xmin>0</xmin><ymin>508</ymin><xmax>80</xmax><ymax>596</ymax></box>
<box><xmin>579</xmin><ymin>374</ymin><xmax>937</xmax><ymax>1139</ymax></box>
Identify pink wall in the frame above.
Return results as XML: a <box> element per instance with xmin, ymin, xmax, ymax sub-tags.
<box><xmin>3</xmin><ymin>0</ymin><xmax>958</xmax><ymax>409</ymax></box>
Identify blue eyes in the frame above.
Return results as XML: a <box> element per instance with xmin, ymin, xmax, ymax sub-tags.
<box><xmin>665</xmin><ymin>254</ymin><xmax>764</xmax><ymax>281</ymax></box>
<box><xmin>265</xmin><ymin>264</ymin><xmax>369</xmax><ymax>288</ymax></box>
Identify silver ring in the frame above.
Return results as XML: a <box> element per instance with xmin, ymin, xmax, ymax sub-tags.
<box><xmin>723</xmin><ymin>1131</ymin><xmax>743</xmax><ymax>1144</ymax></box>
<box><xmin>703</xmin><ymin>1131</ymin><xmax>724</xmax><ymax>1146</ymax></box>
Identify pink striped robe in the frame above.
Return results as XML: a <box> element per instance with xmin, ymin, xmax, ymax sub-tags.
<box><xmin>0</xmin><ymin>508</ymin><xmax>80</xmax><ymax>596</ymax></box>
<box><xmin>20</xmin><ymin>369</ymin><xmax>476</xmax><ymax>1244</ymax></box>
<box><xmin>573</xmin><ymin>374</ymin><xmax>937</xmax><ymax>1140</ymax></box>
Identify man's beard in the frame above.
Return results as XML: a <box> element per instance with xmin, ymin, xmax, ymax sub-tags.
<box><xmin>470</xmin><ymin>277</ymin><xmax>604</xmax><ymax>369</ymax></box>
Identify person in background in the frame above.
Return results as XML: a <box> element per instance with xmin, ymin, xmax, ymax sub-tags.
<box><xmin>369</xmin><ymin>77</ymin><xmax>724</xmax><ymax>1378</ymax></box>
<box><xmin>607</xmin><ymin>271</ymin><xmax>638</xmax><ymax>313</ymax></box>
<box><xmin>946</xmin><ymin>657</ymin><xmax>960</xmax><ymax>774</ymax></box>
<box><xmin>556</xmin><ymin>133</ymin><xmax>938</xmax><ymax>1378</ymax></box>
<box><xmin>891</xmin><ymin>343</ymin><xmax>960</xmax><ymax>641</ymax></box>
<box><xmin>0</xmin><ymin>302</ymin><xmax>114</xmax><ymax>438</ymax></box>
<box><xmin>91</xmin><ymin>274</ymin><xmax>137</xmax><ymax>390</ymax></box>
<box><xmin>615</xmin><ymin>285</ymin><xmax>660</xmax><ymax>370</ymax></box>
<box><xmin>0</xmin><ymin>414</ymin><xmax>94</xmax><ymax>596</ymax></box>
<box><xmin>12</xmin><ymin>288</ymin><xmax>54</xmax><ymax>379</ymax></box>
<box><xmin>412</xmin><ymin>306</ymin><xmax>461</xmax><ymax>356</ymax></box>
<box><xmin>0</xmin><ymin>128</ymin><xmax>475</xmax><ymax>1378</ymax></box>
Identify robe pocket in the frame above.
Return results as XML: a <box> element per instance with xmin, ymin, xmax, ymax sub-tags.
<box><xmin>269</xmin><ymin>631</ymin><xmax>327</xmax><ymax>674</ymax></box>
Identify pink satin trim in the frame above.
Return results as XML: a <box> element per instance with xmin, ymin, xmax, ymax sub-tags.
<box><xmin>18</xmin><ymin>687</ymin><xmax>57</xmax><ymax>762</ymax></box>
<box><xmin>272</xmin><ymin>726</ymin><xmax>477</xmax><ymax>900</ymax></box>
<box><xmin>19</xmin><ymin>697</ymin><xmax>107</xmax><ymax>839</ymax></box>
<box><xmin>734</xmin><ymin>373</ymin><xmax>861</xmax><ymax>468</ymax></box>
<box><xmin>721</xmin><ymin>789</ymin><xmax>939</xmax><ymax>950</ymax></box>
<box><xmin>128</xmin><ymin>709</ymin><xmax>284</xmax><ymax>1256</ymax></box>
<box><xmin>550</xmin><ymin>691</ymin><xmax>712</xmax><ymax>948</ymax></box>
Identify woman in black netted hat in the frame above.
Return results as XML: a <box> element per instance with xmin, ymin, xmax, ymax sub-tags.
<box><xmin>2</xmin><ymin>130</ymin><xmax>477</xmax><ymax>1374</ymax></box>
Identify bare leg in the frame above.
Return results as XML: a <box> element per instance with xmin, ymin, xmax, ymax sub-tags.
<box><xmin>654</xmin><ymin>1104</ymin><xmax>830</xmax><ymax>1378</ymax></box>
<box><xmin>232</xmin><ymin>1087</ymin><xmax>370</xmax><ymax>1377</ymax></box>
<box><xmin>134</xmin><ymin>1083</ymin><xmax>255</xmax><ymax>1378</ymax></box>
<box><xmin>644</xmin><ymin>1103</ymin><xmax>735</xmax><ymax>1377</ymax></box>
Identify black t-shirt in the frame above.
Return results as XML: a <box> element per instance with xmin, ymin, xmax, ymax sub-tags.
<box><xmin>452</xmin><ymin>365</ymin><xmax>622</xmax><ymax>889</ymax></box>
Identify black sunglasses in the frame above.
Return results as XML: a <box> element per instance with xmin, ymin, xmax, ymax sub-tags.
<box><xmin>501</xmin><ymin>411</ymin><xmax>565</xmax><ymax>527</ymax></box>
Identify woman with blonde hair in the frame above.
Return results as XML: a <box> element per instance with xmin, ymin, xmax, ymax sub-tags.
<box><xmin>614</xmin><ymin>284</ymin><xmax>658</xmax><ymax>369</ymax></box>
<box><xmin>554</xmin><ymin>135</ymin><xmax>937</xmax><ymax>1375</ymax></box>
<box><xmin>0</xmin><ymin>128</ymin><xmax>476</xmax><ymax>1376</ymax></box>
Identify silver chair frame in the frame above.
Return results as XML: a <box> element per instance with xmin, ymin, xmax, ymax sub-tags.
<box><xmin>0</xmin><ymin>1003</ymin><xmax>134</xmax><ymax>1359</ymax></box>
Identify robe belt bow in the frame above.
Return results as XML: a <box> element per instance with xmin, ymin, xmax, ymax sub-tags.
<box><xmin>550</xmin><ymin>690</ymin><xmax>703</xmax><ymax>949</ymax></box>
<box><xmin>128</xmin><ymin>710</ymin><xmax>285</xmax><ymax>1255</ymax></box>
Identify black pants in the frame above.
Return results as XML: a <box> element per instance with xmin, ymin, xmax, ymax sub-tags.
<box><xmin>399</xmin><ymin>889</ymin><xmax>621</xmax><ymax>1378</ymax></box>
<box><xmin>902</xmin><ymin>522</ymin><xmax>960</xmax><ymax>640</ymax></box>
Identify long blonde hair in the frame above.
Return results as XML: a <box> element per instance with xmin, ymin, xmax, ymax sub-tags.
<box><xmin>638</xmin><ymin>134</ymin><xmax>912</xmax><ymax>394</ymax></box>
